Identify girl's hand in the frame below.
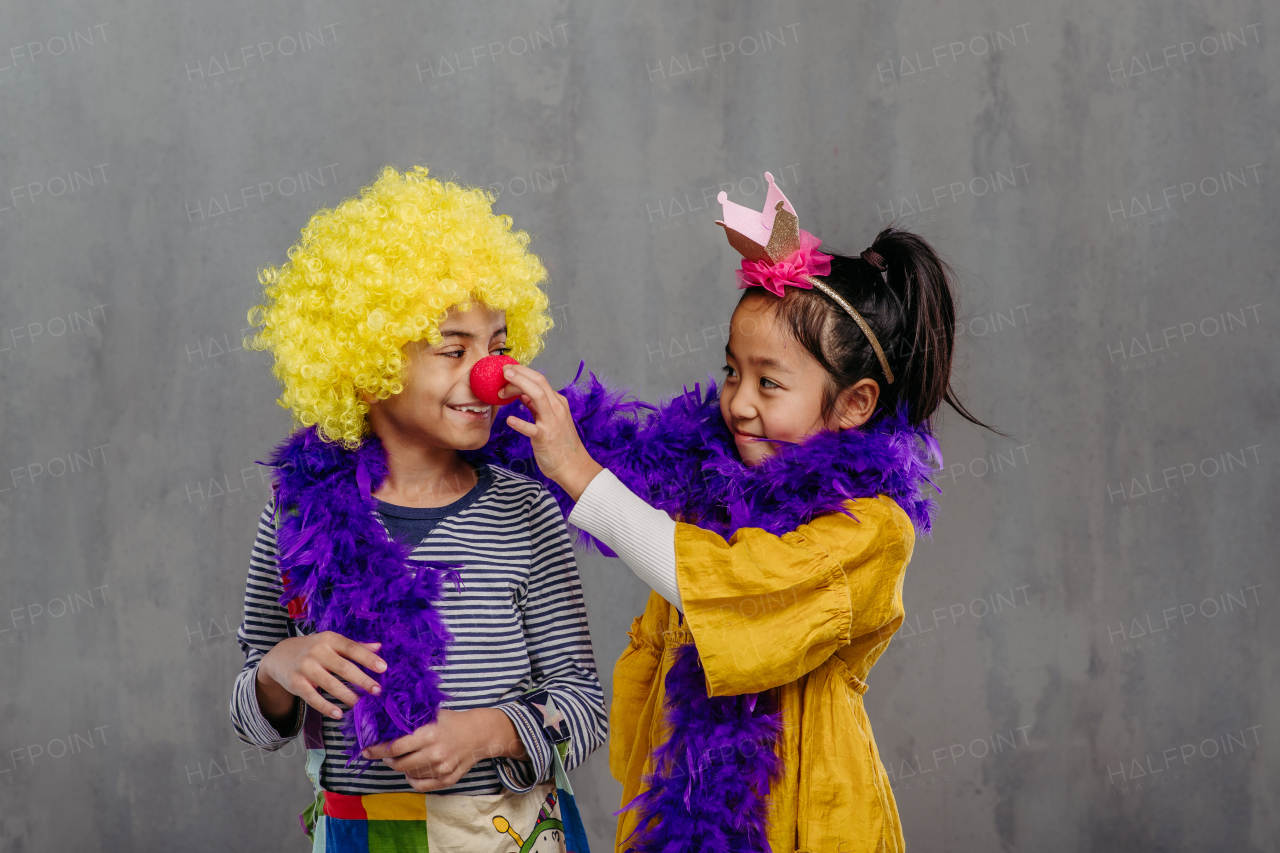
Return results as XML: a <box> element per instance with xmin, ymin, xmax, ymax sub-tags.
<box><xmin>361</xmin><ymin>708</ymin><xmax>528</xmax><ymax>793</ymax></box>
<box><xmin>501</xmin><ymin>363</ymin><xmax>603</xmax><ymax>501</ymax></box>
<box><xmin>257</xmin><ymin>632</ymin><xmax>386</xmax><ymax>722</ymax></box>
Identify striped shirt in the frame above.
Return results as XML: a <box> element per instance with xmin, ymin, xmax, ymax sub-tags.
<box><xmin>229</xmin><ymin>464</ymin><xmax>607</xmax><ymax>796</ymax></box>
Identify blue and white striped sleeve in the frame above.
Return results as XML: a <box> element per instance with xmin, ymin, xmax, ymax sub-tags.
<box><xmin>494</xmin><ymin>489</ymin><xmax>608</xmax><ymax>792</ymax></box>
<box><xmin>230</xmin><ymin>497</ymin><xmax>305</xmax><ymax>749</ymax></box>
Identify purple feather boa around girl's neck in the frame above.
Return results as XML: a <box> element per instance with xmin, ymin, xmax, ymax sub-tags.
<box><xmin>473</xmin><ymin>363</ymin><xmax>940</xmax><ymax>544</ymax></box>
<box><xmin>264</xmin><ymin>428</ymin><xmax>462</xmax><ymax>769</ymax></box>
<box><xmin>473</xmin><ymin>365</ymin><xmax>941</xmax><ymax>853</ymax></box>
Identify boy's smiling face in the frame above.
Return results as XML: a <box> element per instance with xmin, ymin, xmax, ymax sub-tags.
<box><xmin>363</xmin><ymin>302</ymin><xmax>509</xmax><ymax>452</ymax></box>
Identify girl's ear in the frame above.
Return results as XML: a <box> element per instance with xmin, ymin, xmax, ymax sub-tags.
<box><xmin>833</xmin><ymin>378</ymin><xmax>880</xmax><ymax>430</ymax></box>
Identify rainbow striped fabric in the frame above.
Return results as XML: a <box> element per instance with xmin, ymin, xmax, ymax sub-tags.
<box><xmin>295</xmin><ymin>697</ymin><xmax>588</xmax><ymax>852</ymax></box>
<box><xmin>313</xmin><ymin>791</ymin><xmax>429</xmax><ymax>852</ymax></box>
<box><xmin>304</xmin><ymin>784</ymin><xmax>582</xmax><ymax>852</ymax></box>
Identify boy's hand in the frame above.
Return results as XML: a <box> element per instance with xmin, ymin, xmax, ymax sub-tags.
<box><xmin>257</xmin><ymin>632</ymin><xmax>386</xmax><ymax>722</ymax></box>
<box><xmin>362</xmin><ymin>708</ymin><xmax>528</xmax><ymax>793</ymax></box>
<box><xmin>501</xmin><ymin>364</ymin><xmax>603</xmax><ymax>501</ymax></box>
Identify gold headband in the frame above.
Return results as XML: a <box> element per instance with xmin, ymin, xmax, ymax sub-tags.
<box><xmin>802</xmin><ymin>275</ymin><xmax>895</xmax><ymax>384</ymax></box>
<box><xmin>716</xmin><ymin>173</ymin><xmax>896</xmax><ymax>385</ymax></box>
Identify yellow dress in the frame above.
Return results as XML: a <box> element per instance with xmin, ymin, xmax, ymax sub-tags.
<box><xmin>610</xmin><ymin>495</ymin><xmax>914</xmax><ymax>853</ymax></box>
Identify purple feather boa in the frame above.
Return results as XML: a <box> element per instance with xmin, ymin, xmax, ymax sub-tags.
<box><xmin>264</xmin><ymin>427</ymin><xmax>461</xmax><ymax>768</ymax></box>
<box><xmin>474</xmin><ymin>366</ymin><xmax>940</xmax><ymax>852</ymax></box>
<box><xmin>625</xmin><ymin>643</ymin><xmax>784</xmax><ymax>853</ymax></box>
<box><xmin>474</xmin><ymin>364</ymin><xmax>940</xmax><ymax>544</ymax></box>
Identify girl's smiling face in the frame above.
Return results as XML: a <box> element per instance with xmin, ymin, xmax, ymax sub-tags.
<box><xmin>720</xmin><ymin>293</ymin><xmax>880</xmax><ymax>466</ymax></box>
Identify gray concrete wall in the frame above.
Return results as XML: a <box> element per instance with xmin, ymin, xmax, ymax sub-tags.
<box><xmin>0</xmin><ymin>0</ymin><xmax>1275</xmax><ymax>850</ymax></box>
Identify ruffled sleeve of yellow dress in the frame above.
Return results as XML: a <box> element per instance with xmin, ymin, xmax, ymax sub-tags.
<box><xmin>676</xmin><ymin>494</ymin><xmax>913</xmax><ymax>696</ymax></box>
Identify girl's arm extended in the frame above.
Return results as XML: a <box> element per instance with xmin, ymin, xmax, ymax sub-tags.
<box><xmin>565</xmin><ymin>468</ymin><xmax>682</xmax><ymax>609</ymax></box>
<box><xmin>500</xmin><ymin>365</ymin><xmax>915</xmax><ymax>695</ymax></box>
<box><xmin>498</xmin><ymin>364</ymin><xmax>683</xmax><ymax>608</ymax></box>
<box><xmin>470</xmin><ymin>363</ymin><xmax>724</xmax><ymax>556</ymax></box>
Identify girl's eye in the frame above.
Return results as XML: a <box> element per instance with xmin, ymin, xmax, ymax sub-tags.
<box><xmin>492</xmin><ymin>346</ymin><xmax>510</xmax><ymax>356</ymax></box>
<box><xmin>442</xmin><ymin>350</ymin><xmax>465</xmax><ymax>358</ymax></box>
<box><xmin>760</xmin><ymin>376</ymin><xmax>780</xmax><ymax>389</ymax></box>
<box><xmin>722</xmin><ymin>365</ymin><xmax>737</xmax><ymax>380</ymax></box>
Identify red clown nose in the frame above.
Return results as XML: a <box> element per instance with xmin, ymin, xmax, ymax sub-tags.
<box><xmin>469</xmin><ymin>354</ymin><xmax>521</xmax><ymax>406</ymax></box>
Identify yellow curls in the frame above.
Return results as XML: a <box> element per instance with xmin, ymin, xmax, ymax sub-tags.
<box><xmin>245</xmin><ymin>165</ymin><xmax>551</xmax><ymax>448</ymax></box>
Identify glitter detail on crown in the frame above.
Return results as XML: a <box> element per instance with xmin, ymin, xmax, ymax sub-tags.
<box><xmin>715</xmin><ymin>171</ymin><xmax>803</xmax><ymax>263</ymax></box>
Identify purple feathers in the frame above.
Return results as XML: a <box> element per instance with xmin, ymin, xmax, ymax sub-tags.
<box><xmin>265</xmin><ymin>427</ymin><xmax>459</xmax><ymax>767</ymax></box>
<box><xmin>622</xmin><ymin>644</ymin><xmax>784</xmax><ymax>853</ymax></box>
<box><xmin>476</xmin><ymin>364</ymin><xmax>940</xmax><ymax>543</ymax></box>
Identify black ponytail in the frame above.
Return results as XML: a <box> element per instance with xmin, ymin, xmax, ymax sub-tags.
<box><xmin>740</xmin><ymin>225</ymin><xmax>998</xmax><ymax>433</ymax></box>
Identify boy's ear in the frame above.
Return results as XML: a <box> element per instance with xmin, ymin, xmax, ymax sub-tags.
<box><xmin>833</xmin><ymin>378</ymin><xmax>880</xmax><ymax>430</ymax></box>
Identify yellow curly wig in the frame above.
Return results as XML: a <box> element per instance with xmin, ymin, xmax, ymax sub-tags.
<box><xmin>246</xmin><ymin>166</ymin><xmax>551</xmax><ymax>448</ymax></box>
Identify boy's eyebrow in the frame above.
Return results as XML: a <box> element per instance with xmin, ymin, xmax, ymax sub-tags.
<box><xmin>435</xmin><ymin>324</ymin><xmax>504</xmax><ymax>338</ymax></box>
<box><xmin>438</xmin><ymin>325</ymin><xmax>508</xmax><ymax>340</ymax></box>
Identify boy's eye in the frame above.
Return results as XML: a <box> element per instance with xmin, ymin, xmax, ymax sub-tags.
<box><xmin>722</xmin><ymin>365</ymin><xmax>737</xmax><ymax>380</ymax></box>
<box><xmin>760</xmin><ymin>376</ymin><xmax>780</xmax><ymax>389</ymax></box>
<box><xmin>492</xmin><ymin>346</ymin><xmax>510</xmax><ymax>356</ymax></box>
<box><xmin>441</xmin><ymin>349</ymin><xmax>465</xmax><ymax>358</ymax></box>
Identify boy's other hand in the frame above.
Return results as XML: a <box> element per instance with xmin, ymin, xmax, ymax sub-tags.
<box><xmin>257</xmin><ymin>632</ymin><xmax>386</xmax><ymax>722</ymax></box>
<box><xmin>362</xmin><ymin>708</ymin><xmax>528</xmax><ymax>793</ymax></box>
<box><xmin>500</xmin><ymin>364</ymin><xmax>603</xmax><ymax>501</ymax></box>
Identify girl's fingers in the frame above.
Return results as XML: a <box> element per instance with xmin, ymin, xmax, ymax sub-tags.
<box><xmin>517</xmin><ymin>369</ymin><xmax>554</xmax><ymax>408</ymax></box>
<box><xmin>504</xmin><ymin>367</ymin><xmax>575</xmax><ymax>429</ymax></box>
<box><xmin>503</xmin><ymin>379</ymin><xmax>544</xmax><ymax>420</ymax></box>
<box><xmin>506</xmin><ymin>415</ymin><xmax>536</xmax><ymax>437</ymax></box>
<box><xmin>497</xmin><ymin>366</ymin><xmax>537</xmax><ymax>397</ymax></box>
<box><xmin>505</xmin><ymin>365</ymin><xmax>554</xmax><ymax>412</ymax></box>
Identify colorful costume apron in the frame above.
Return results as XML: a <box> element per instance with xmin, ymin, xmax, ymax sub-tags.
<box><xmin>296</xmin><ymin>687</ymin><xmax>589</xmax><ymax>852</ymax></box>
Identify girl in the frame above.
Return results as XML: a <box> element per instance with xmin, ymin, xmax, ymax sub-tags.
<box><xmin>490</xmin><ymin>173</ymin><xmax>993</xmax><ymax>853</ymax></box>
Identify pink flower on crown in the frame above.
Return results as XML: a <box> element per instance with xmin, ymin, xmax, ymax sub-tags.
<box><xmin>735</xmin><ymin>230</ymin><xmax>833</xmax><ymax>297</ymax></box>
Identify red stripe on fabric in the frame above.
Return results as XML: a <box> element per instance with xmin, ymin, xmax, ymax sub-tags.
<box><xmin>323</xmin><ymin>790</ymin><xmax>368</xmax><ymax>820</ymax></box>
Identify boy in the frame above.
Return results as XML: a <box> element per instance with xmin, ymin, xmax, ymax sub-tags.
<box><xmin>230</xmin><ymin>166</ymin><xmax>605</xmax><ymax>852</ymax></box>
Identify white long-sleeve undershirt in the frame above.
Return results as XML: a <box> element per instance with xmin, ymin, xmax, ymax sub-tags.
<box><xmin>567</xmin><ymin>468</ymin><xmax>682</xmax><ymax>610</ymax></box>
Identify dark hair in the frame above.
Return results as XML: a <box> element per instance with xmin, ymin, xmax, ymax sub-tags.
<box><xmin>739</xmin><ymin>226</ymin><xmax>997</xmax><ymax>433</ymax></box>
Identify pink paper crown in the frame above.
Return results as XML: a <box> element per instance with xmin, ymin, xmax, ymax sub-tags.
<box><xmin>716</xmin><ymin>171</ymin><xmax>898</xmax><ymax>384</ymax></box>
<box><xmin>716</xmin><ymin>171</ymin><xmax>832</xmax><ymax>297</ymax></box>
